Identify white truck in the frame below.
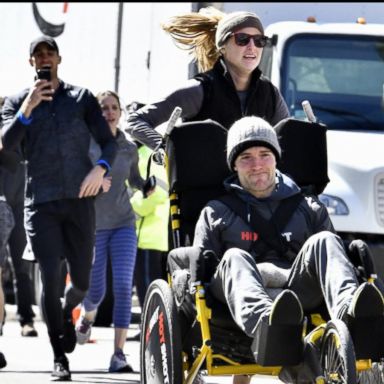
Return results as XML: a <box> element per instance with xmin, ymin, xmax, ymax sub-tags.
<box><xmin>258</xmin><ymin>20</ymin><xmax>384</xmax><ymax>277</ymax></box>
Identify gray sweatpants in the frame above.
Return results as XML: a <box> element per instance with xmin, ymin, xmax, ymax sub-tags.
<box><xmin>209</xmin><ymin>231</ymin><xmax>359</xmax><ymax>337</ymax></box>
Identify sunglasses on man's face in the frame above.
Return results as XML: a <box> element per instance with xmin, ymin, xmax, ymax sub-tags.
<box><xmin>232</xmin><ymin>33</ymin><xmax>269</xmax><ymax>48</ymax></box>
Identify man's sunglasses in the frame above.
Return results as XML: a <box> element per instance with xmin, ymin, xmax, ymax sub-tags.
<box><xmin>231</xmin><ymin>33</ymin><xmax>269</xmax><ymax>48</ymax></box>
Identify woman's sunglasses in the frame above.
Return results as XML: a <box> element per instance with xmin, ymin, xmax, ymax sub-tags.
<box><xmin>231</xmin><ymin>33</ymin><xmax>269</xmax><ymax>48</ymax></box>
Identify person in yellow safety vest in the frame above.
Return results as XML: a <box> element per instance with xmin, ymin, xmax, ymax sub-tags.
<box><xmin>131</xmin><ymin>143</ymin><xmax>170</xmax><ymax>308</ymax></box>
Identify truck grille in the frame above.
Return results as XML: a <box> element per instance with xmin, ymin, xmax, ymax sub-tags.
<box><xmin>376</xmin><ymin>174</ymin><xmax>384</xmax><ymax>226</ymax></box>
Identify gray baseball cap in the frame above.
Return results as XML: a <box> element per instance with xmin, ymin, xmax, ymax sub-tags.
<box><xmin>30</xmin><ymin>35</ymin><xmax>59</xmax><ymax>56</ymax></box>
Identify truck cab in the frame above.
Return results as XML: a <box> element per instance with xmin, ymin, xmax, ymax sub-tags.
<box><xmin>260</xmin><ymin>21</ymin><xmax>384</xmax><ymax>276</ymax></box>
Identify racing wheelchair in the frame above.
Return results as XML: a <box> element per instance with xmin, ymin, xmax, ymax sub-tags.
<box><xmin>140</xmin><ymin>117</ymin><xmax>384</xmax><ymax>384</ymax></box>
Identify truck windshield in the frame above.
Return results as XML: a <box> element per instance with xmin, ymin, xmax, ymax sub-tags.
<box><xmin>281</xmin><ymin>34</ymin><xmax>384</xmax><ymax>131</ymax></box>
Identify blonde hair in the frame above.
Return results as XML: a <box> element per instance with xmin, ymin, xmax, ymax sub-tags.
<box><xmin>161</xmin><ymin>6</ymin><xmax>226</xmax><ymax>72</ymax></box>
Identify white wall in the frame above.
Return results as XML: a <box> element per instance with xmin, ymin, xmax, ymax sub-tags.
<box><xmin>0</xmin><ymin>2</ymin><xmax>191</xmax><ymax>106</ymax></box>
<box><xmin>0</xmin><ymin>3</ymin><xmax>117</xmax><ymax>96</ymax></box>
<box><xmin>120</xmin><ymin>3</ymin><xmax>191</xmax><ymax>106</ymax></box>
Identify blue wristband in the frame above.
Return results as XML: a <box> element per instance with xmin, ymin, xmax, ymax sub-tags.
<box><xmin>16</xmin><ymin>110</ymin><xmax>33</xmax><ymax>125</ymax></box>
<box><xmin>96</xmin><ymin>159</ymin><xmax>111</xmax><ymax>175</ymax></box>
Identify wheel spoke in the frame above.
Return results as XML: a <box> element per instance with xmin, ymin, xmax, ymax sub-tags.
<box><xmin>320</xmin><ymin>320</ymin><xmax>356</xmax><ymax>384</ymax></box>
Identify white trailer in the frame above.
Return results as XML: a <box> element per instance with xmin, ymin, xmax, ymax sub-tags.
<box><xmin>0</xmin><ymin>2</ymin><xmax>191</xmax><ymax>104</ymax></box>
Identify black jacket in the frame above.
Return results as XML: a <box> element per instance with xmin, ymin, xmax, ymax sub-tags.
<box><xmin>126</xmin><ymin>59</ymin><xmax>289</xmax><ymax>150</ymax></box>
<box><xmin>1</xmin><ymin>81</ymin><xmax>117</xmax><ymax>206</ymax></box>
<box><xmin>191</xmin><ymin>59</ymin><xmax>286</xmax><ymax>129</ymax></box>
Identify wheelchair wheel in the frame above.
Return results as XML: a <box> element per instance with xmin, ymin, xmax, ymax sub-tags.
<box><xmin>358</xmin><ymin>362</ymin><xmax>384</xmax><ymax>383</ymax></box>
<box><xmin>320</xmin><ymin>319</ymin><xmax>357</xmax><ymax>384</ymax></box>
<box><xmin>140</xmin><ymin>279</ymin><xmax>183</xmax><ymax>384</ymax></box>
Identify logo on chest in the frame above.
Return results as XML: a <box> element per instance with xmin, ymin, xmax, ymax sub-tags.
<box><xmin>241</xmin><ymin>231</ymin><xmax>259</xmax><ymax>241</ymax></box>
<box><xmin>282</xmin><ymin>232</ymin><xmax>293</xmax><ymax>241</ymax></box>
<box><xmin>240</xmin><ymin>231</ymin><xmax>293</xmax><ymax>242</ymax></box>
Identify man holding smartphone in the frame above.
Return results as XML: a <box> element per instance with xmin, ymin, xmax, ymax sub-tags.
<box><xmin>1</xmin><ymin>36</ymin><xmax>117</xmax><ymax>381</ymax></box>
<box><xmin>37</xmin><ymin>66</ymin><xmax>52</xmax><ymax>82</ymax></box>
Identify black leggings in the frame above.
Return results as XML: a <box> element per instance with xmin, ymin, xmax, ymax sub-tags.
<box><xmin>8</xmin><ymin>202</ymin><xmax>35</xmax><ymax>325</ymax></box>
<box><xmin>25</xmin><ymin>198</ymin><xmax>95</xmax><ymax>340</ymax></box>
<box><xmin>134</xmin><ymin>248</ymin><xmax>166</xmax><ymax>307</ymax></box>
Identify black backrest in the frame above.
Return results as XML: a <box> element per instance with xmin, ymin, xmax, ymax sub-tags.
<box><xmin>274</xmin><ymin>118</ymin><xmax>329</xmax><ymax>195</ymax></box>
<box><xmin>166</xmin><ymin>120</ymin><xmax>230</xmax><ymax>246</ymax></box>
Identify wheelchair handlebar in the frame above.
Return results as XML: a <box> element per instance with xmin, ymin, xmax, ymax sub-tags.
<box><xmin>164</xmin><ymin>106</ymin><xmax>182</xmax><ymax>138</ymax></box>
<box><xmin>302</xmin><ymin>100</ymin><xmax>317</xmax><ymax>123</ymax></box>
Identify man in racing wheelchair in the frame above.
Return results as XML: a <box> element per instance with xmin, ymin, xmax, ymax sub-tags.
<box><xmin>168</xmin><ymin>115</ymin><xmax>384</xmax><ymax>383</ymax></box>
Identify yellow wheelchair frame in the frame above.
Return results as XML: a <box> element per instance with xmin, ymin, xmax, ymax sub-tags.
<box><xmin>176</xmin><ymin>280</ymin><xmax>375</xmax><ymax>384</ymax></box>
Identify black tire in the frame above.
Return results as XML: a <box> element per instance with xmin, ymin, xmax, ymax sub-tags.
<box><xmin>358</xmin><ymin>362</ymin><xmax>384</xmax><ymax>384</ymax></box>
<box><xmin>320</xmin><ymin>319</ymin><xmax>357</xmax><ymax>384</ymax></box>
<box><xmin>140</xmin><ymin>279</ymin><xmax>183</xmax><ymax>384</ymax></box>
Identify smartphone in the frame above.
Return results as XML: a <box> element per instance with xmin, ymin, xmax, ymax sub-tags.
<box><xmin>143</xmin><ymin>175</ymin><xmax>156</xmax><ymax>198</ymax></box>
<box><xmin>36</xmin><ymin>67</ymin><xmax>51</xmax><ymax>82</ymax></box>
